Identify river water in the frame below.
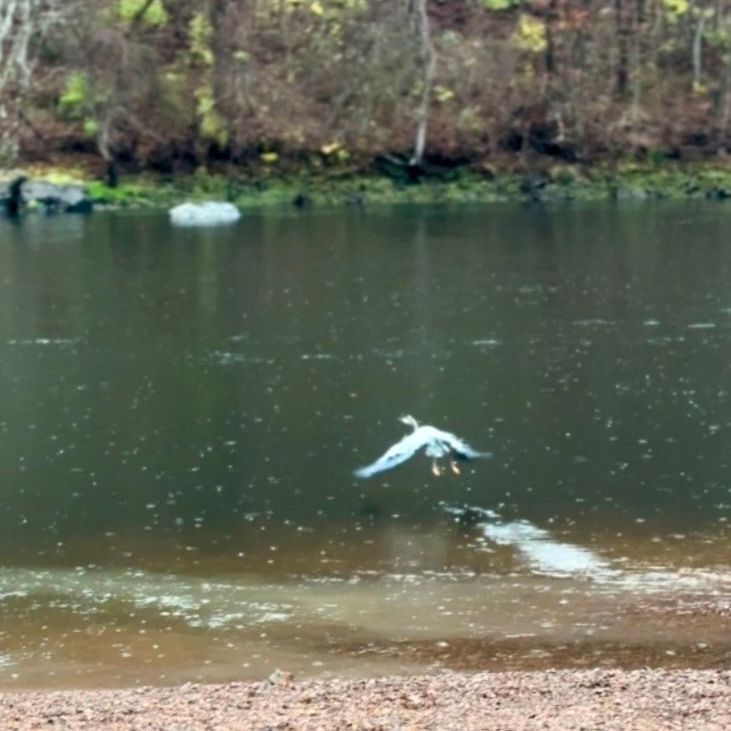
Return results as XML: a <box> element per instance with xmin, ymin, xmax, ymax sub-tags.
<box><xmin>0</xmin><ymin>203</ymin><xmax>730</xmax><ymax>687</ymax></box>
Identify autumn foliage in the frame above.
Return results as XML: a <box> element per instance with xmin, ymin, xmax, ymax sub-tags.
<box><xmin>3</xmin><ymin>0</ymin><xmax>731</xmax><ymax>176</ymax></box>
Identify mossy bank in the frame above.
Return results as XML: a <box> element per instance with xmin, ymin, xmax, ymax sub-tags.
<box><xmin>5</xmin><ymin>163</ymin><xmax>731</xmax><ymax>215</ymax></box>
<box><xmin>70</xmin><ymin>163</ymin><xmax>731</xmax><ymax>210</ymax></box>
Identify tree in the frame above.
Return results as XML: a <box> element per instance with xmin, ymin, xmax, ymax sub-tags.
<box><xmin>0</xmin><ymin>0</ymin><xmax>69</xmax><ymax>163</ymax></box>
<box><xmin>409</xmin><ymin>0</ymin><xmax>436</xmax><ymax>167</ymax></box>
<box><xmin>7</xmin><ymin>0</ymin><xmax>731</xmax><ymax>174</ymax></box>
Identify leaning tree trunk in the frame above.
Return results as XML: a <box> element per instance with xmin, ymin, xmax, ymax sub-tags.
<box><xmin>410</xmin><ymin>0</ymin><xmax>435</xmax><ymax>168</ymax></box>
<box><xmin>0</xmin><ymin>0</ymin><xmax>65</xmax><ymax>164</ymax></box>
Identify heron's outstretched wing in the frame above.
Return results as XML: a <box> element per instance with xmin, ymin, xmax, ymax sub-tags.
<box><xmin>440</xmin><ymin>431</ymin><xmax>492</xmax><ymax>461</ymax></box>
<box><xmin>353</xmin><ymin>433</ymin><xmax>421</xmax><ymax>478</ymax></box>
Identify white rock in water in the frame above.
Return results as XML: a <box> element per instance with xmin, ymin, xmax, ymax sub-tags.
<box><xmin>169</xmin><ymin>201</ymin><xmax>241</xmax><ymax>226</ymax></box>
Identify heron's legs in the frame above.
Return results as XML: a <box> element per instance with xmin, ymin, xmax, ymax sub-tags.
<box><xmin>450</xmin><ymin>460</ymin><xmax>460</xmax><ymax>475</ymax></box>
<box><xmin>431</xmin><ymin>459</ymin><xmax>442</xmax><ymax>476</ymax></box>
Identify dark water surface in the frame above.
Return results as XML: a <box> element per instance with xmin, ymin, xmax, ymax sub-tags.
<box><xmin>1</xmin><ymin>203</ymin><xmax>730</xmax><ymax>687</ymax></box>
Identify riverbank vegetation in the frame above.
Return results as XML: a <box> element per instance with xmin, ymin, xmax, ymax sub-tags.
<box><xmin>3</xmin><ymin>0</ymin><xmax>731</xmax><ymax>195</ymax></box>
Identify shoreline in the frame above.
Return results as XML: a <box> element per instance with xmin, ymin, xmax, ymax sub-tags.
<box><xmin>5</xmin><ymin>162</ymin><xmax>731</xmax><ymax>214</ymax></box>
<box><xmin>1</xmin><ymin>668</ymin><xmax>728</xmax><ymax>729</ymax></box>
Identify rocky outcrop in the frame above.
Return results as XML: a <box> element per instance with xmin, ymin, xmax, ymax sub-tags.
<box><xmin>169</xmin><ymin>201</ymin><xmax>240</xmax><ymax>226</ymax></box>
<box><xmin>0</xmin><ymin>174</ymin><xmax>92</xmax><ymax>215</ymax></box>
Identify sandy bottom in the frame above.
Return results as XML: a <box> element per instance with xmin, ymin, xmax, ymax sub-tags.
<box><xmin>1</xmin><ymin>669</ymin><xmax>729</xmax><ymax>730</ymax></box>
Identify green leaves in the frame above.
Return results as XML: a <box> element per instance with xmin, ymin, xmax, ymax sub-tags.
<box><xmin>58</xmin><ymin>72</ymin><xmax>102</xmax><ymax>139</ymax></box>
<box><xmin>194</xmin><ymin>84</ymin><xmax>228</xmax><ymax>147</ymax></box>
<box><xmin>479</xmin><ymin>0</ymin><xmax>517</xmax><ymax>10</ymax></box>
<box><xmin>117</xmin><ymin>0</ymin><xmax>168</xmax><ymax>27</ymax></box>
<box><xmin>662</xmin><ymin>0</ymin><xmax>689</xmax><ymax>20</ymax></box>
<box><xmin>58</xmin><ymin>72</ymin><xmax>91</xmax><ymax>118</ymax></box>
<box><xmin>514</xmin><ymin>15</ymin><xmax>548</xmax><ymax>53</ymax></box>
<box><xmin>434</xmin><ymin>85</ymin><xmax>455</xmax><ymax>103</ymax></box>
<box><xmin>189</xmin><ymin>13</ymin><xmax>214</xmax><ymax>67</ymax></box>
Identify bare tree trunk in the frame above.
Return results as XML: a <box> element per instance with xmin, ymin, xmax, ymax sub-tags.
<box><xmin>209</xmin><ymin>0</ymin><xmax>233</xmax><ymax>140</ymax></box>
<box><xmin>278</xmin><ymin>0</ymin><xmax>292</xmax><ymax>70</ymax></box>
<box><xmin>0</xmin><ymin>0</ymin><xmax>66</xmax><ymax>164</ymax></box>
<box><xmin>715</xmin><ymin>1</ymin><xmax>731</xmax><ymax>147</ymax></box>
<box><xmin>544</xmin><ymin>0</ymin><xmax>558</xmax><ymax>77</ymax></box>
<box><xmin>630</xmin><ymin>0</ymin><xmax>643</xmax><ymax>119</ymax></box>
<box><xmin>614</xmin><ymin>0</ymin><xmax>629</xmax><ymax>96</ymax></box>
<box><xmin>0</xmin><ymin>0</ymin><xmax>33</xmax><ymax>162</ymax></box>
<box><xmin>719</xmin><ymin>56</ymin><xmax>731</xmax><ymax>148</ymax></box>
<box><xmin>410</xmin><ymin>0</ymin><xmax>435</xmax><ymax>167</ymax></box>
<box><xmin>692</xmin><ymin>11</ymin><xmax>705</xmax><ymax>90</ymax></box>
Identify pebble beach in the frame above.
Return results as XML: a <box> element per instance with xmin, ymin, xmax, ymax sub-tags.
<box><xmin>1</xmin><ymin>668</ymin><xmax>729</xmax><ymax>730</ymax></box>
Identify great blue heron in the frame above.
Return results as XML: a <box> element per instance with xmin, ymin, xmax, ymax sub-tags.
<box><xmin>354</xmin><ymin>415</ymin><xmax>491</xmax><ymax>478</ymax></box>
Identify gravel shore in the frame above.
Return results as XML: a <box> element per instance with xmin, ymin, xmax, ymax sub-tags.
<box><xmin>1</xmin><ymin>668</ymin><xmax>729</xmax><ymax>730</ymax></box>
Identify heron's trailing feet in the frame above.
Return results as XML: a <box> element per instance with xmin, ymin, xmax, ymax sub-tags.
<box><xmin>432</xmin><ymin>459</ymin><xmax>461</xmax><ymax>476</ymax></box>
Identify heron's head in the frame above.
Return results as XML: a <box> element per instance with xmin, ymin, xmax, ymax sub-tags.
<box><xmin>399</xmin><ymin>415</ymin><xmax>419</xmax><ymax>430</ymax></box>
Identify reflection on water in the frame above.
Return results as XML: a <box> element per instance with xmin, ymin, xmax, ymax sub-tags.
<box><xmin>446</xmin><ymin>505</ymin><xmax>615</xmax><ymax>578</ymax></box>
<box><xmin>1</xmin><ymin>203</ymin><xmax>731</xmax><ymax>686</ymax></box>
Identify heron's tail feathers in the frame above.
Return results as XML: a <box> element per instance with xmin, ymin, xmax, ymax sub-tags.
<box><xmin>452</xmin><ymin>448</ymin><xmax>493</xmax><ymax>462</ymax></box>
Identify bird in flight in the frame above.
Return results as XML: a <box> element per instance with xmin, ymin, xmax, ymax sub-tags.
<box><xmin>354</xmin><ymin>415</ymin><xmax>491</xmax><ymax>478</ymax></box>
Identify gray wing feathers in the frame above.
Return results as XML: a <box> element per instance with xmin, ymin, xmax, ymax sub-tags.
<box><xmin>353</xmin><ymin>434</ymin><xmax>420</xmax><ymax>478</ymax></box>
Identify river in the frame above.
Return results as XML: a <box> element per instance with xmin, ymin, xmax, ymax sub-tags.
<box><xmin>0</xmin><ymin>202</ymin><xmax>729</xmax><ymax>687</ymax></box>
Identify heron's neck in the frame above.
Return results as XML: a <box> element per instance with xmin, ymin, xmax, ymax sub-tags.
<box><xmin>403</xmin><ymin>416</ymin><xmax>419</xmax><ymax>431</ymax></box>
